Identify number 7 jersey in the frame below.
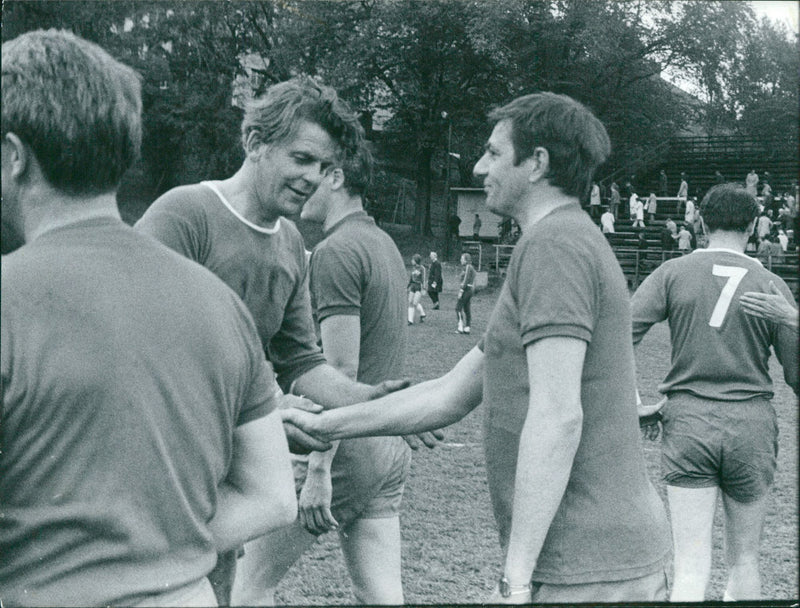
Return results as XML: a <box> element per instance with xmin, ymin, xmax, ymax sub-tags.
<box><xmin>631</xmin><ymin>248</ymin><xmax>798</xmax><ymax>400</ymax></box>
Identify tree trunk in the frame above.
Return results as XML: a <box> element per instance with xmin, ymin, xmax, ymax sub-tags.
<box><xmin>414</xmin><ymin>145</ymin><xmax>433</xmax><ymax>235</ymax></box>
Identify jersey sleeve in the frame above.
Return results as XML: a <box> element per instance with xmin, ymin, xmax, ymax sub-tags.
<box><xmin>236</xmin><ymin>300</ymin><xmax>280</xmax><ymax>426</ymax></box>
<box><xmin>630</xmin><ymin>265</ymin><xmax>669</xmax><ymax>345</ymax></box>
<box><xmin>268</xmin><ymin>249</ymin><xmax>327</xmax><ymax>392</ymax></box>
<box><xmin>134</xmin><ymin>188</ymin><xmax>209</xmax><ymax>264</ymax></box>
<box><xmin>309</xmin><ymin>242</ymin><xmax>362</xmax><ymax>321</ymax></box>
<box><xmin>510</xmin><ymin>235</ymin><xmax>594</xmax><ymax>346</ymax></box>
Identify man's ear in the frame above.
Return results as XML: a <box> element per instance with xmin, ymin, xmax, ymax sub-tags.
<box><xmin>328</xmin><ymin>167</ymin><xmax>346</xmax><ymax>190</ymax></box>
<box><xmin>244</xmin><ymin>131</ymin><xmax>267</xmax><ymax>160</ymax></box>
<box><xmin>526</xmin><ymin>146</ymin><xmax>549</xmax><ymax>183</ymax></box>
<box><xmin>2</xmin><ymin>132</ymin><xmax>30</xmax><ymax>181</ymax></box>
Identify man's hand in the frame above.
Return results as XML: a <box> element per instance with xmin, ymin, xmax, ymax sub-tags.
<box><xmin>740</xmin><ymin>281</ymin><xmax>799</xmax><ymax>329</ymax></box>
<box><xmin>298</xmin><ymin>467</ymin><xmax>338</xmax><ymax>535</ymax></box>
<box><xmin>638</xmin><ymin>396</ymin><xmax>667</xmax><ymax>442</ymax></box>
<box><xmin>282</xmin><ymin>406</ymin><xmax>329</xmax><ymax>445</ymax></box>
<box><xmin>403</xmin><ymin>429</ymin><xmax>445</xmax><ymax>450</ymax></box>
<box><xmin>279</xmin><ymin>395</ymin><xmax>331</xmax><ymax>454</ymax></box>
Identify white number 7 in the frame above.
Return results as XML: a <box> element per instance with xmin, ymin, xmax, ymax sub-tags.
<box><xmin>709</xmin><ymin>265</ymin><xmax>748</xmax><ymax>328</ymax></box>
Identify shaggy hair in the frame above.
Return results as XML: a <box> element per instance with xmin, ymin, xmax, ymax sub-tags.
<box><xmin>2</xmin><ymin>29</ymin><xmax>142</xmax><ymax>195</ymax></box>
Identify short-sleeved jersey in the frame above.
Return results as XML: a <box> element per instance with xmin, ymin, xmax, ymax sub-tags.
<box><xmin>309</xmin><ymin>211</ymin><xmax>407</xmax><ymax>385</ymax></box>
<box><xmin>308</xmin><ymin>211</ymin><xmax>411</xmax><ymax>524</ymax></box>
<box><xmin>482</xmin><ymin>203</ymin><xmax>670</xmax><ymax>585</ymax></box>
<box><xmin>135</xmin><ymin>181</ymin><xmax>326</xmax><ymax>390</ymax></box>
<box><xmin>631</xmin><ymin>248</ymin><xmax>798</xmax><ymax>400</ymax></box>
<box><xmin>1</xmin><ymin>218</ymin><xmax>276</xmax><ymax>606</ymax></box>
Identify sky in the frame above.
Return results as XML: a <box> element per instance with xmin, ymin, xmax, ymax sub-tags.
<box><xmin>750</xmin><ymin>0</ymin><xmax>799</xmax><ymax>34</ymax></box>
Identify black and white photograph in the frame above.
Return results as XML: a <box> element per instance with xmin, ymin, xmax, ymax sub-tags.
<box><xmin>1</xmin><ymin>1</ymin><xmax>798</xmax><ymax>605</ymax></box>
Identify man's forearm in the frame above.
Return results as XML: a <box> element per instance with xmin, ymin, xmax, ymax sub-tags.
<box><xmin>292</xmin><ymin>363</ymin><xmax>375</xmax><ymax>408</ymax></box>
<box><xmin>503</xmin><ymin>415</ymin><xmax>581</xmax><ymax>585</ymax></box>
<box><xmin>318</xmin><ymin>347</ymin><xmax>484</xmax><ymax>440</ymax></box>
<box><xmin>209</xmin><ymin>412</ymin><xmax>297</xmax><ymax>552</ymax></box>
<box><xmin>210</xmin><ymin>480</ymin><xmax>296</xmax><ymax>552</ymax></box>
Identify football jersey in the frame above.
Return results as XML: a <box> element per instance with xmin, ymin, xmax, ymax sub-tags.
<box><xmin>632</xmin><ymin>247</ymin><xmax>798</xmax><ymax>400</ymax></box>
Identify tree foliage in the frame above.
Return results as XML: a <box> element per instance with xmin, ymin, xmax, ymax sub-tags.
<box><xmin>3</xmin><ymin>0</ymin><xmax>797</xmax><ymax>232</ymax></box>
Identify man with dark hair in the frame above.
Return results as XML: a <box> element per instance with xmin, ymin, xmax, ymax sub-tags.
<box><xmin>284</xmin><ymin>92</ymin><xmax>671</xmax><ymax>602</ymax></box>
<box><xmin>231</xmin><ymin>142</ymin><xmax>412</xmax><ymax>605</ymax></box>
<box><xmin>1</xmin><ymin>29</ymin><xmax>296</xmax><ymax>606</ymax></box>
<box><xmin>632</xmin><ymin>183</ymin><xmax>798</xmax><ymax>601</ymax></box>
<box><xmin>136</xmin><ymin>76</ymin><xmax>425</xmax><ymax>603</ymax></box>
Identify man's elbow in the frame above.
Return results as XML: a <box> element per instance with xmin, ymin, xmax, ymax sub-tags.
<box><xmin>263</xmin><ymin>484</ymin><xmax>298</xmax><ymax>532</ymax></box>
<box><xmin>552</xmin><ymin>406</ymin><xmax>583</xmax><ymax>448</ymax></box>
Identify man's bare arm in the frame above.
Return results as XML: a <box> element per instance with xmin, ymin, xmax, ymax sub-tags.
<box><xmin>210</xmin><ymin>410</ymin><xmax>297</xmax><ymax>552</ymax></box>
<box><xmin>498</xmin><ymin>337</ymin><xmax>585</xmax><ymax>599</ymax></box>
<box><xmin>283</xmin><ymin>346</ymin><xmax>485</xmax><ymax>442</ymax></box>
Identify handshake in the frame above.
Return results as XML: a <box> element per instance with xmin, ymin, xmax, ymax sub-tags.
<box><xmin>278</xmin><ymin>379</ymin><xmax>445</xmax><ymax>454</ymax></box>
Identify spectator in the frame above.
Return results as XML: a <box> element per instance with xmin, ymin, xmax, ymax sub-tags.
<box><xmin>677</xmin><ymin>172</ymin><xmax>688</xmax><ymax>199</ymax></box>
<box><xmin>632</xmin><ymin>194</ymin><xmax>646</xmax><ymax>228</ymax></box>
<box><xmin>637</xmin><ymin>231</ymin><xmax>651</xmax><ymax>273</ymax></box>
<box><xmin>756</xmin><ymin>236</ymin><xmax>772</xmax><ymax>264</ymax></box>
<box><xmin>677</xmin><ymin>223</ymin><xmax>692</xmax><ymax>252</ymax></box>
<box><xmin>777</xmin><ymin>229</ymin><xmax>789</xmax><ymax>252</ymax></box>
<box><xmin>601</xmin><ymin>208</ymin><xmax>616</xmax><ymax>234</ymax></box>
<box><xmin>756</xmin><ymin>211</ymin><xmax>773</xmax><ymax>241</ymax></box>
<box><xmin>622</xmin><ymin>179</ymin><xmax>633</xmax><ymax>201</ymax></box>
<box><xmin>684</xmin><ymin>196</ymin><xmax>696</xmax><ymax>226</ymax></box>
<box><xmin>590</xmin><ymin>181</ymin><xmax>601</xmax><ymax>218</ymax></box>
<box><xmin>714</xmin><ymin>170</ymin><xmax>725</xmax><ymax>185</ymax></box>
<box><xmin>659</xmin><ymin>169</ymin><xmax>668</xmax><ymax>197</ymax></box>
<box><xmin>473</xmin><ymin>214</ymin><xmax>482</xmax><ymax>240</ymax></box>
<box><xmin>427</xmin><ymin>251</ymin><xmax>443</xmax><ymax>309</ymax></box>
<box><xmin>646</xmin><ymin>192</ymin><xmax>657</xmax><ymax>222</ymax></box>
<box><xmin>768</xmin><ymin>234</ymin><xmax>784</xmax><ymax>260</ymax></box>
<box><xmin>661</xmin><ymin>219</ymin><xmax>677</xmax><ymax>252</ymax></box>
<box><xmin>745</xmin><ymin>169</ymin><xmax>759</xmax><ymax>197</ymax></box>
<box><xmin>628</xmin><ymin>191</ymin><xmax>637</xmax><ymax>220</ymax></box>
<box><xmin>609</xmin><ymin>181</ymin><xmax>621</xmax><ymax>219</ymax></box>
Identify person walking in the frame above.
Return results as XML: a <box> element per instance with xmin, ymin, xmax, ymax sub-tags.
<box><xmin>427</xmin><ymin>251</ymin><xmax>443</xmax><ymax>309</ymax></box>
<box><xmin>632</xmin><ymin>184</ymin><xmax>797</xmax><ymax>601</ymax></box>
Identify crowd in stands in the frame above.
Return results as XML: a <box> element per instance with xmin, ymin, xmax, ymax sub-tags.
<box><xmin>592</xmin><ymin>169</ymin><xmax>798</xmax><ymax>259</ymax></box>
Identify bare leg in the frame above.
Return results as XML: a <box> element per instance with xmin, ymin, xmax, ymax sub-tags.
<box><xmin>721</xmin><ymin>491</ymin><xmax>769</xmax><ymax>600</ymax></box>
<box><xmin>667</xmin><ymin>485</ymin><xmax>719</xmax><ymax>601</ymax></box>
<box><xmin>230</xmin><ymin>522</ymin><xmax>316</xmax><ymax>606</ymax></box>
<box><xmin>338</xmin><ymin>517</ymin><xmax>403</xmax><ymax>604</ymax></box>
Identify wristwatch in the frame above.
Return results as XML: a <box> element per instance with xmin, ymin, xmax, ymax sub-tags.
<box><xmin>498</xmin><ymin>575</ymin><xmax>532</xmax><ymax>598</ymax></box>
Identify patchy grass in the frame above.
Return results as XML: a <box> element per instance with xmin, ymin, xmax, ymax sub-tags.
<box><xmin>274</xmin><ymin>266</ymin><xmax>798</xmax><ymax>604</ymax></box>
